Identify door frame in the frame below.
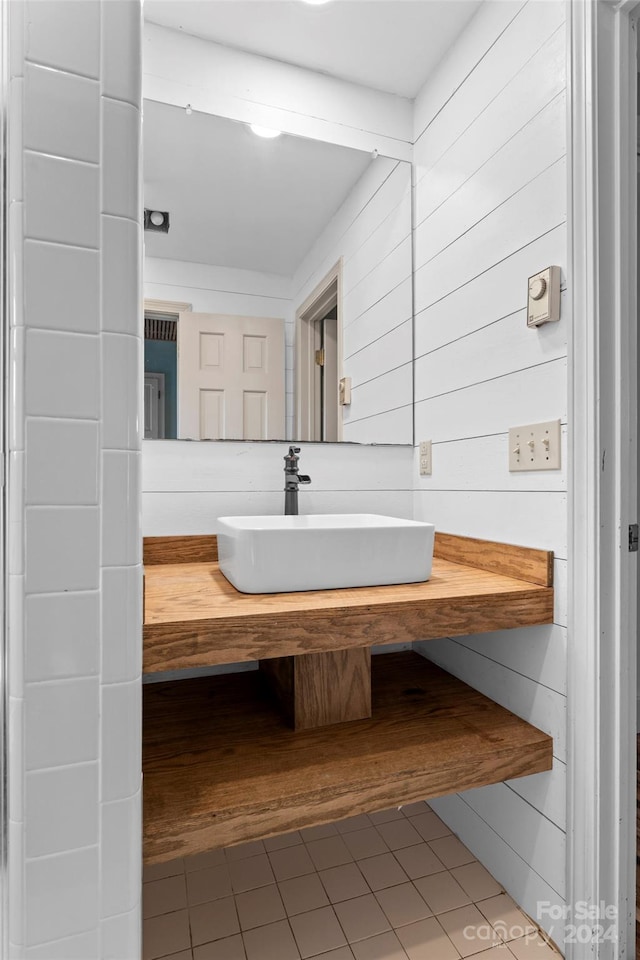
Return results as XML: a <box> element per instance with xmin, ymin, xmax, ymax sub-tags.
<box><xmin>144</xmin><ymin>298</ymin><xmax>191</xmax><ymax>317</ymax></box>
<box><xmin>567</xmin><ymin>2</ymin><xmax>638</xmax><ymax>956</ymax></box>
<box><xmin>295</xmin><ymin>260</ymin><xmax>343</xmax><ymax>442</ymax></box>
<box><xmin>0</xmin><ymin>0</ymin><xmax>7</xmax><ymax>955</ymax></box>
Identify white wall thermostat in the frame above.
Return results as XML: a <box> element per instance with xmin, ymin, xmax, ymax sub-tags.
<box><xmin>527</xmin><ymin>266</ymin><xmax>561</xmax><ymax>327</ymax></box>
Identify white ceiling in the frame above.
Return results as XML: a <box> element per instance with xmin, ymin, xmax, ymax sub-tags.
<box><xmin>143</xmin><ymin>0</ymin><xmax>483</xmax><ymax>98</ymax></box>
<box><xmin>143</xmin><ymin>100</ymin><xmax>374</xmax><ymax>275</ymax></box>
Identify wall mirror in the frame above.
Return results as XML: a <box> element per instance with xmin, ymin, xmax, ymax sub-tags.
<box><xmin>143</xmin><ymin>99</ymin><xmax>413</xmax><ymax>445</ymax></box>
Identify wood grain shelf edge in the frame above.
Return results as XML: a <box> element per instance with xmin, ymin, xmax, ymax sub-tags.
<box><xmin>143</xmin><ymin>587</ymin><xmax>553</xmax><ymax>672</ymax></box>
<box><xmin>144</xmin><ymin>535</ymin><xmax>218</xmax><ymax>565</ymax></box>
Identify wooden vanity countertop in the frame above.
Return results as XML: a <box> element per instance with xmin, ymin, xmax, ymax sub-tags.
<box><xmin>143</xmin><ymin>533</ymin><xmax>554</xmax><ymax>673</ymax></box>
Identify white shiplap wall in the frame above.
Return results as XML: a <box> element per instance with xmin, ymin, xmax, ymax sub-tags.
<box><xmin>143</xmin><ymin>257</ymin><xmax>294</xmax><ymax>433</ymax></box>
<box><xmin>143</xmin><ymin>22</ymin><xmax>413</xmax><ymax>160</ymax></box>
<box><xmin>411</xmin><ymin>0</ymin><xmax>568</xmax><ymax>939</ymax></box>
<box><xmin>144</xmin><ymin>258</ymin><xmax>291</xmax><ymax>318</ymax></box>
<box><xmin>142</xmin><ymin>440</ymin><xmax>413</xmax><ymax>535</ymax></box>
<box><xmin>291</xmin><ymin>157</ymin><xmax>413</xmax><ymax>445</ymax></box>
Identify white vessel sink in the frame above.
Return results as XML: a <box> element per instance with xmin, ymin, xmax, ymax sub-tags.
<box><xmin>217</xmin><ymin>514</ymin><xmax>435</xmax><ymax>594</ymax></box>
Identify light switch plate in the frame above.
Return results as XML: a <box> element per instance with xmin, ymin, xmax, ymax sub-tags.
<box><xmin>527</xmin><ymin>265</ymin><xmax>561</xmax><ymax>327</ymax></box>
<box><xmin>339</xmin><ymin>377</ymin><xmax>352</xmax><ymax>406</ymax></box>
<box><xmin>419</xmin><ymin>440</ymin><xmax>432</xmax><ymax>476</ymax></box>
<box><xmin>509</xmin><ymin>419</ymin><xmax>561</xmax><ymax>471</ymax></box>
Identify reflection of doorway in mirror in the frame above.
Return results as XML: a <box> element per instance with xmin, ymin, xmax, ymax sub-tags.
<box><xmin>313</xmin><ymin>306</ymin><xmax>338</xmax><ymax>443</ymax></box>
<box><xmin>296</xmin><ymin>261</ymin><xmax>342</xmax><ymax>442</ymax></box>
<box><xmin>144</xmin><ymin>309</ymin><xmax>180</xmax><ymax>439</ymax></box>
<box><xmin>177</xmin><ymin>312</ymin><xmax>286</xmax><ymax>440</ymax></box>
<box><xmin>144</xmin><ymin>372</ymin><xmax>166</xmax><ymax>439</ymax></box>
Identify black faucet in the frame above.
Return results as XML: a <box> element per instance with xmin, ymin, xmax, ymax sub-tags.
<box><xmin>284</xmin><ymin>446</ymin><xmax>311</xmax><ymax>515</ymax></box>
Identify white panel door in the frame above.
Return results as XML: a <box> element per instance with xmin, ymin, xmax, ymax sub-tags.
<box><xmin>178</xmin><ymin>313</ymin><xmax>285</xmax><ymax>440</ymax></box>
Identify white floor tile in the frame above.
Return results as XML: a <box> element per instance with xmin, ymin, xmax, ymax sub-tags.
<box><xmin>143</xmin><ymin>824</ymin><xmax>559</xmax><ymax>960</ymax></box>
<box><xmin>243</xmin><ymin>919</ymin><xmax>301</xmax><ymax>960</ymax></box>
<box><xmin>290</xmin><ymin>905</ymin><xmax>348</xmax><ymax>958</ymax></box>
<box><xmin>374</xmin><ymin>883</ymin><xmax>432</xmax><ymax>928</ymax></box>
<box><xmin>319</xmin><ymin>863</ymin><xmax>370</xmax><ymax>904</ymax></box>
<box><xmin>334</xmin><ymin>894</ymin><xmax>391</xmax><ymax>943</ymax></box>
<box><xmin>279</xmin><ymin>873</ymin><xmax>330</xmax><ymax>916</ymax></box>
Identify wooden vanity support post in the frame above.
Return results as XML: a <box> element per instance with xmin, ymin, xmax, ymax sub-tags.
<box><xmin>260</xmin><ymin>648</ymin><xmax>372</xmax><ymax>731</ymax></box>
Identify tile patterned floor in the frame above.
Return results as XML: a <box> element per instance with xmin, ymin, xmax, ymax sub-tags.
<box><xmin>143</xmin><ymin>802</ymin><xmax>562</xmax><ymax>960</ymax></box>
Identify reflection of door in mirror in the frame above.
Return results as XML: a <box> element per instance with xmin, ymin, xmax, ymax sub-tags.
<box><xmin>144</xmin><ymin>309</ymin><xmax>179</xmax><ymax>439</ymax></box>
<box><xmin>177</xmin><ymin>312</ymin><xmax>285</xmax><ymax>440</ymax></box>
<box><xmin>144</xmin><ymin>372</ymin><xmax>166</xmax><ymax>439</ymax></box>
<box><xmin>297</xmin><ymin>262</ymin><xmax>342</xmax><ymax>442</ymax></box>
<box><xmin>314</xmin><ymin>306</ymin><xmax>338</xmax><ymax>443</ymax></box>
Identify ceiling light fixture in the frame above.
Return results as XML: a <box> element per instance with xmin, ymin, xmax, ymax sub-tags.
<box><xmin>250</xmin><ymin>124</ymin><xmax>282</xmax><ymax>139</ymax></box>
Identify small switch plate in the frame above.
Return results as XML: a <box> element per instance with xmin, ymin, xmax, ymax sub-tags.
<box><xmin>419</xmin><ymin>440</ymin><xmax>432</xmax><ymax>476</ymax></box>
<box><xmin>527</xmin><ymin>266</ymin><xmax>561</xmax><ymax>327</ymax></box>
<box><xmin>509</xmin><ymin>419</ymin><xmax>561</xmax><ymax>471</ymax></box>
<box><xmin>339</xmin><ymin>377</ymin><xmax>352</xmax><ymax>406</ymax></box>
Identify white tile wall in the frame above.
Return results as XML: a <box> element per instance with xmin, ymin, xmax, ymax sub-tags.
<box><xmin>411</xmin><ymin>0</ymin><xmax>568</xmax><ymax>939</ymax></box>
<box><xmin>24</xmin><ymin>153</ymin><xmax>100</xmax><ymax>248</ymax></box>
<box><xmin>25</xmin><ymin>330</ymin><xmax>100</xmax><ymax>419</ymax></box>
<box><xmin>7</xmin><ymin>2</ymin><xmax>143</xmax><ymax>957</ymax></box>
<box><xmin>25</xmin><ymin>507</ymin><xmax>100</xmax><ymax>593</ymax></box>
<box><xmin>103</xmin><ymin>218</ymin><xmax>141</xmax><ymax>335</ymax></box>
<box><xmin>25</xmin><ymin>764</ymin><xmax>100</xmax><ymax>858</ymax></box>
<box><xmin>24</xmin><ymin>593</ymin><xmax>100</xmax><ymax>683</ymax></box>
<box><xmin>24</xmin><ymin>0</ymin><xmax>101</xmax><ymax>78</ymax></box>
<box><xmin>24</xmin><ymin>847</ymin><xmax>100</xmax><ymax>946</ymax></box>
<box><xmin>102</xmin><ymin>99</ymin><xmax>140</xmax><ymax>219</ymax></box>
<box><xmin>24</xmin><ymin>677</ymin><xmax>100</xmax><ymax>772</ymax></box>
<box><xmin>23</xmin><ymin>63</ymin><xmax>100</xmax><ymax>163</ymax></box>
<box><xmin>102</xmin><ymin>334</ymin><xmax>140</xmax><ymax>449</ymax></box>
<box><xmin>101</xmin><ymin>567</ymin><xmax>143</xmax><ymax>684</ymax></box>
<box><xmin>25</xmin><ymin>419</ymin><xmax>99</xmax><ymax>505</ymax></box>
<box><xmin>23</xmin><ymin>240</ymin><xmax>100</xmax><ymax>335</ymax></box>
<box><xmin>101</xmin><ymin>792</ymin><xmax>142</xmax><ymax>918</ymax></box>
<box><xmin>100</xmin><ymin>680</ymin><xmax>142</xmax><ymax>804</ymax></box>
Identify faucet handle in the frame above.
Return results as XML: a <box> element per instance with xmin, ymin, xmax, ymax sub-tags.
<box><xmin>297</xmin><ymin>474</ymin><xmax>311</xmax><ymax>484</ymax></box>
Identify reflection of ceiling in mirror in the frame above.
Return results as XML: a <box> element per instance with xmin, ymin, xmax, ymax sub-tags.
<box><xmin>143</xmin><ymin>0</ymin><xmax>483</xmax><ymax>98</ymax></box>
<box><xmin>143</xmin><ymin>102</ymin><xmax>373</xmax><ymax>276</ymax></box>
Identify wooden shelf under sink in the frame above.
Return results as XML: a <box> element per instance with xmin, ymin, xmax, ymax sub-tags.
<box><xmin>142</xmin><ymin>651</ymin><xmax>553</xmax><ymax>864</ymax></box>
